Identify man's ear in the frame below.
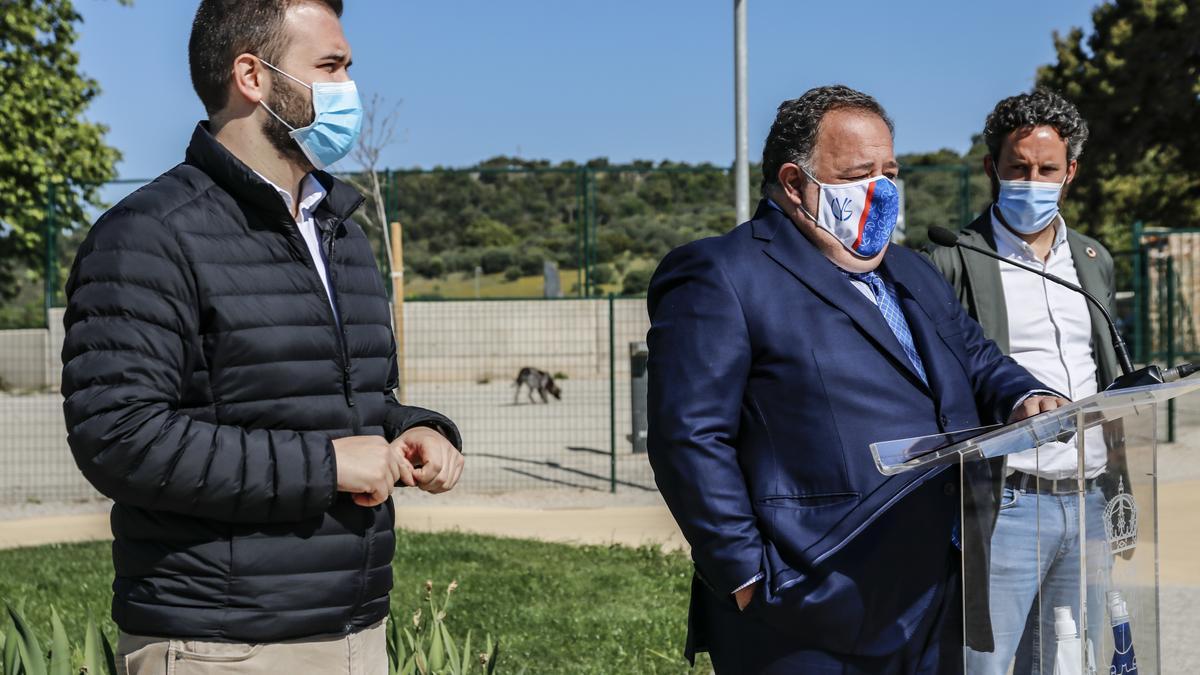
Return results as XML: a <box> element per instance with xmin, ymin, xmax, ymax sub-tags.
<box><xmin>776</xmin><ymin>163</ymin><xmax>805</xmax><ymax>203</ymax></box>
<box><xmin>983</xmin><ymin>154</ymin><xmax>995</xmax><ymax>180</ymax></box>
<box><xmin>230</xmin><ymin>53</ymin><xmax>268</xmax><ymax>106</ymax></box>
<box><xmin>1065</xmin><ymin>159</ymin><xmax>1078</xmax><ymax>185</ymax></box>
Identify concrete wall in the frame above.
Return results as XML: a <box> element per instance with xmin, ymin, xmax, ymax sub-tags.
<box><xmin>0</xmin><ymin>303</ymin><xmax>649</xmax><ymax>390</ymax></box>
<box><xmin>48</xmin><ymin>308</ymin><xmax>65</xmax><ymax>391</ymax></box>
<box><xmin>0</xmin><ymin>329</ymin><xmax>53</xmax><ymax>391</ymax></box>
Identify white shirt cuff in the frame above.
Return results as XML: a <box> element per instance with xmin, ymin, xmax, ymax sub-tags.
<box><xmin>732</xmin><ymin>572</ymin><xmax>764</xmax><ymax>594</ymax></box>
<box><xmin>1010</xmin><ymin>389</ymin><xmax>1064</xmax><ymax>415</ymax></box>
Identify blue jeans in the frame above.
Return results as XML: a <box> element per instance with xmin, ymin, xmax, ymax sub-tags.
<box><xmin>964</xmin><ymin>484</ymin><xmax>1111</xmax><ymax>675</ymax></box>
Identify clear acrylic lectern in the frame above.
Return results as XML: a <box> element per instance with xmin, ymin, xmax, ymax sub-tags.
<box><xmin>872</xmin><ymin>378</ymin><xmax>1200</xmax><ymax>675</ymax></box>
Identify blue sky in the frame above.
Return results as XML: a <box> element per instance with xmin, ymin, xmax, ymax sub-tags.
<box><xmin>76</xmin><ymin>0</ymin><xmax>1100</xmax><ymax>180</ymax></box>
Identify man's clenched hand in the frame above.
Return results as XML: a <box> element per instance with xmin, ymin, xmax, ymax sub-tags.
<box><xmin>392</xmin><ymin>426</ymin><xmax>464</xmax><ymax>494</ymax></box>
<box><xmin>333</xmin><ymin>435</ymin><xmax>415</xmax><ymax>507</ymax></box>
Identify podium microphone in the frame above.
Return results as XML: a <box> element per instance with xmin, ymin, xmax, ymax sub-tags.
<box><xmin>926</xmin><ymin>225</ymin><xmax>1196</xmax><ymax>390</ymax></box>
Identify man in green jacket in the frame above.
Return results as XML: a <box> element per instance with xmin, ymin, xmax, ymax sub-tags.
<box><xmin>927</xmin><ymin>88</ymin><xmax>1123</xmax><ymax>674</ymax></box>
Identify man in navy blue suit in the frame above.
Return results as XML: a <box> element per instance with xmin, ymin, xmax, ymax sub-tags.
<box><xmin>647</xmin><ymin>85</ymin><xmax>1064</xmax><ymax>674</ymax></box>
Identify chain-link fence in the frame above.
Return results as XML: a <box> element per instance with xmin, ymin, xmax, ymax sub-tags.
<box><xmin>6</xmin><ymin>162</ymin><xmax>1191</xmax><ymax>504</ymax></box>
<box><xmin>1130</xmin><ymin>225</ymin><xmax>1200</xmax><ymax>442</ymax></box>
<box><xmin>398</xmin><ymin>296</ymin><xmax>652</xmax><ymax>494</ymax></box>
<box><xmin>0</xmin><ymin>295</ymin><xmax>653</xmax><ymax>504</ymax></box>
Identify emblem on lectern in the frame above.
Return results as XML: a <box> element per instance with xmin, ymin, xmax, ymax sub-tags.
<box><xmin>1104</xmin><ymin>477</ymin><xmax>1138</xmax><ymax>554</ymax></box>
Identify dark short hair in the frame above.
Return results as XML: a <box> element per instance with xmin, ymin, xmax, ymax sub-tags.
<box><xmin>760</xmin><ymin>85</ymin><xmax>894</xmax><ymax>195</ymax></box>
<box><xmin>984</xmin><ymin>88</ymin><xmax>1089</xmax><ymax>163</ymax></box>
<box><xmin>189</xmin><ymin>0</ymin><xmax>344</xmax><ymax>116</ymax></box>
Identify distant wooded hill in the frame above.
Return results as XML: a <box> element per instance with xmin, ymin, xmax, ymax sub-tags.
<box><xmin>366</xmin><ymin>148</ymin><xmax>994</xmax><ymax>297</ymax></box>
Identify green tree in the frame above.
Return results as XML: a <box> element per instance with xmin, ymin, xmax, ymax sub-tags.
<box><xmin>0</xmin><ymin>0</ymin><xmax>123</xmax><ymax>301</ymax></box>
<box><xmin>1037</xmin><ymin>0</ymin><xmax>1200</xmax><ymax>247</ymax></box>
<box><xmin>464</xmin><ymin>217</ymin><xmax>517</xmax><ymax>247</ymax></box>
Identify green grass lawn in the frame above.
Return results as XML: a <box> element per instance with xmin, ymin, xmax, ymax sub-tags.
<box><xmin>0</xmin><ymin>530</ymin><xmax>711</xmax><ymax>674</ymax></box>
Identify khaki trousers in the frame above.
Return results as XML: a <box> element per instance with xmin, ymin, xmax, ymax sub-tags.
<box><xmin>116</xmin><ymin>619</ymin><xmax>387</xmax><ymax>675</ymax></box>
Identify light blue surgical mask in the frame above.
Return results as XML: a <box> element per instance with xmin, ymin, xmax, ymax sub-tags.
<box><xmin>995</xmin><ymin>174</ymin><xmax>1067</xmax><ymax>235</ymax></box>
<box><xmin>260</xmin><ymin>59</ymin><xmax>362</xmax><ymax>170</ymax></box>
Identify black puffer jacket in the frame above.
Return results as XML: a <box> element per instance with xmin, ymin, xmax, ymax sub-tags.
<box><xmin>61</xmin><ymin>124</ymin><xmax>459</xmax><ymax>642</ymax></box>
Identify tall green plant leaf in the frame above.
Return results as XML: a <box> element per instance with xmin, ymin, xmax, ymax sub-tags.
<box><xmin>3</xmin><ymin>614</ymin><xmax>18</xmax><ymax>675</ymax></box>
<box><xmin>484</xmin><ymin>637</ymin><xmax>499</xmax><ymax>675</ymax></box>
<box><xmin>427</xmin><ymin>617</ymin><xmax>444</xmax><ymax>671</ymax></box>
<box><xmin>100</xmin><ymin>630</ymin><xmax>118</xmax><ymax>675</ymax></box>
<box><xmin>459</xmin><ymin>630</ymin><xmax>472</xmax><ymax>675</ymax></box>
<box><xmin>440</xmin><ymin>622</ymin><xmax>459</xmax><ymax>674</ymax></box>
<box><xmin>7</xmin><ymin>604</ymin><xmax>47</xmax><ymax>675</ymax></box>
<box><xmin>83</xmin><ymin>619</ymin><xmax>106</xmax><ymax>675</ymax></box>
<box><xmin>47</xmin><ymin>609</ymin><xmax>69</xmax><ymax>675</ymax></box>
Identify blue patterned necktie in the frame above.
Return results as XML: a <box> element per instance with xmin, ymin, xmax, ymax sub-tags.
<box><xmin>847</xmin><ymin>271</ymin><xmax>929</xmax><ymax>386</ymax></box>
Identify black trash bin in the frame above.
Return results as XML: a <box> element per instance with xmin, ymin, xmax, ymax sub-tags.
<box><xmin>630</xmin><ymin>341</ymin><xmax>649</xmax><ymax>454</ymax></box>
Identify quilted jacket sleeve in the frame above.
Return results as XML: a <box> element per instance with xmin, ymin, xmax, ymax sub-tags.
<box><xmin>380</xmin><ymin>340</ymin><xmax>462</xmax><ymax>450</ymax></box>
<box><xmin>61</xmin><ymin>207</ymin><xmax>337</xmax><ymax>523</ymax></box>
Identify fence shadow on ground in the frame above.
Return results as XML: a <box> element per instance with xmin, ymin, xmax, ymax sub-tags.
<box><xmin>477</xmin><ymin>452</ymin><xmax>656</xmax><ymax>492</ymax></box>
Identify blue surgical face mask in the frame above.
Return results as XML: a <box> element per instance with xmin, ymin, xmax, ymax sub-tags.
<box><xmin>995</xmin><ymin>174</ymin><xmax>1067</xmax><ymax>235</ymax></box>
<box><xmin>260</xmin><ymin>59</ymin><xmax>363</xmax><ymax>170</ymax></box>
<box><xmin>798</xmin><ymin>168</ymin><xmax>900</xmax><ymax>258</ymax></box>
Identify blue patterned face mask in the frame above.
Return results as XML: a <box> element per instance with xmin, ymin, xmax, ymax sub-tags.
<box><xmin>259</xmin><ymin>59</ymin><xmax>363</xmax><ymax>170</ymax></box>
<box><xmin>995</xmin><ymin>175</ymin><xmax>1066</xmax><ymax>234</ymax></box>
<box><xmin>798</xmin><ymin>169</ymin><xmax>900</xmax><ymax>258</ymax></box>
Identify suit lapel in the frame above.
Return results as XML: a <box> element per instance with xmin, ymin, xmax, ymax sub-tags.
<box><xmin>963</xmin><ymin>213</ymin><xmax>1010</xmax><ymax>353</ymax></box>
<box><xmin>755</xmin><ymin>205</ymin><xmax>931</xmax><ymax>393</ymax></box>
<box><xmin>1068</xmin><ymin>231</ymin><xmax>1107</xmax><ymax>309</ymax></box>
<box><xmin>1068</xmin><ymin>230</ymin><xmax>1119</xmax><ymax>387</ymax></box>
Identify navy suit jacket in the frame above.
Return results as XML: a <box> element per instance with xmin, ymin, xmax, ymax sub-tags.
<box><xmin>647</xmin><ymin>201</ymin><xmax>1046</xmax><ymax>661</ymax></box>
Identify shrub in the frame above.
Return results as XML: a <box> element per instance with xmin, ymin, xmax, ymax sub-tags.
<box><xmin>388</xmin><ymin>580</ymin><xmax>501</xmax><ymax>675</ymax></box>
<box><xmin>1</xmin><ymin>581</ymin><xmax>504</xmax><ymax>675</ymax></box>
<box><xmin>621</xmin><ymin>268</ymin><xmax>653</xmax><ymax>296</ymax></box>
<box><xmin>590</xmin><ymin>264</ymin><xmax>614</xmax><ymax>285</ymax></box>
<box><xmin>479</xmin><ymin>248</ymin><xmax>515</xmax><ymax>275</ymax></box>
<box><xmin>412</xmin><ymin>255</ymin><xmax>446</xmax><ymax>279</ymax></box>
<box><xmin>1</xmin><ymin>603</ymin><xmax>118</xmax><ymax>675</ymax></box>
<box><xmin>464</xmin><ymin>218</ymin><xmax>517</xmax><ymax>247</ymax></box>
<box><xmin>444</xmin><ymin>250</ymin><xmax>480</xmax><ymax>275</ymax></box>
<box><xmin>517</xmin><ymin>248</ymin><xmax>551</xmax><ymax>277</ymax></box>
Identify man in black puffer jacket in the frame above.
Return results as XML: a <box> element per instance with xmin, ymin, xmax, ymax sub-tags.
<box><xmin>61</xmin><ymin>1</ymin><xmax>464</xmax><ymax>672</ymax></box>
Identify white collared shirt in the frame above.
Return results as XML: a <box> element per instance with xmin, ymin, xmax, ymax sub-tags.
<box><xmin>991</xmin><ymin>208</ymin><xmax>1106</xmax><ymax>479</ymax></box>
<box><xmin>256</xmin><ymin>172</ymin><xmax>339</xmax><ymax>318</ymax></box>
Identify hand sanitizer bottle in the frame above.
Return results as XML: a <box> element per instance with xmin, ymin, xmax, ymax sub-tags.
<box><xmin>1054</xmin><ymin>606</ymin><xmax>1084</xmax><ymax>675</ymax></box>
<box><xmin>1108</xmin><ymin>591</ymin><xmax>1138</xmax><ymax>674</ymax></box>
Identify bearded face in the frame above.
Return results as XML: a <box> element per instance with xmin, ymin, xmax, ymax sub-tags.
<box><xmin>262</xmin><ymin>74</ymin><xmax>316</xmax><ymax>169</ymax></box>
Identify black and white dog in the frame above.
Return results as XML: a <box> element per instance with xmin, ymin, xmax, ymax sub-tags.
<box><xmin>513</xmin><ymin>367</ymin><xmax>562</xmax><ymax>404</ymax></box>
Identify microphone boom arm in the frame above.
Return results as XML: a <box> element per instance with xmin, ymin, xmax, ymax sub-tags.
<box><xmin>952</xmin><ymin>238</ymin><xmax>1134</xmax><ymax>376</ymax></box>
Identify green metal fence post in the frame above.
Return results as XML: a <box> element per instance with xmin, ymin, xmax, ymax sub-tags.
<box><xmin>585</xmin><ymin>169</ymin><xmax>596</xmax><ymax>297</ymax></box>
<box><xmin>960</xmin><ymin>164</ymin><xmax>969</xmax><ymax>227</ymax></box>
<box><xmin>44</xmin><ymin>183</ymin><xmax>57</xmax><ymax>322</ymax></box>
<box><xmin>959</xmin><ymin>165</ymin><xmax>970</xmax><ymax>228</ymax></box>
<box><xmin>609</xmin><ymin>293</ymin><xmax>617</xmax><ymax>493</ymax></box>
<box><xmin>385</xmin><ymin>168</ymin><xmax>394</xmax><ymax>223</ymax></box>
<box><xmin>1166</xmin><ymin>256</ymin><xmax>1176</xmax><ymax>443</ymax></box>
<box><xmin>576</xmin><ymin>168</ymin><xmax>585</xmax><ymax>298</ymax></box>
<box><xmin>1132</xmin><ymin>221</ymin><xmax>1145</xmax><ymax>363</ymax></box>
